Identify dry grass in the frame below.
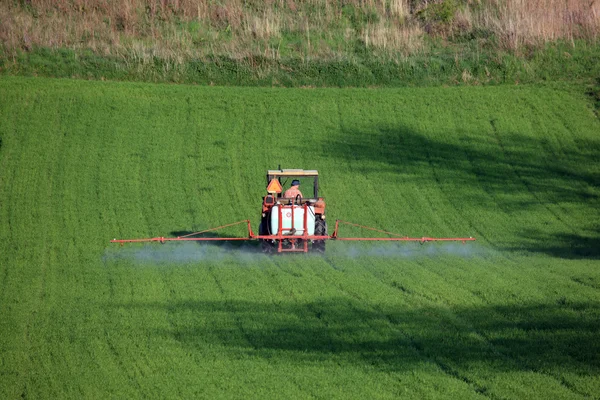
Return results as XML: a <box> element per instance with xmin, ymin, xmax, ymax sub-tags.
<box><xmin>0</xmin><ymin>0</ymin><xmax>598</xmax><ymax>61</ymax></box>
<box><xmin>363</xmin><ymin>20</ymin><xmax>425</xmax><ymax>55</ymax></box>
<box><xmin>474</xmin><ymin>0</ymin><xmax>600</xmax><ymax>50</ymax></box>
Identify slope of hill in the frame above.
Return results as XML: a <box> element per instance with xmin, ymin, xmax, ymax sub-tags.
<box><xmin>2</xmin><ymin>1</ymin><xmax>599</xmax><ymax>86</ymax></box>
<box><xmin>0</xmin><ymin>76</ymin><xmax>599</xmax><ymax>398</ymax></box>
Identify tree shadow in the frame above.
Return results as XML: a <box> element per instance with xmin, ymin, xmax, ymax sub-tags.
<box><xmin>117</xmin><ymin>298</ymin><xmax>600</xmax><ymax>385</ymax></box>
<box><xmin>505</xmin><ymin>228</ymin><xmax>600</xmax><ymax>260</ymax></box>
<box><xmin>169</xmin><ymin>230</ymin><xmax>261</xmax><ymax>251</ymax></box>
<box><xmin>322</xmin><ymin>124</ymin><xmax>600</xmax><ymax>259</ymax></box>
<box><xmin>324</xmin><ymin>124</ymin><xmax>599</xmax><ymax>205</ymax></box>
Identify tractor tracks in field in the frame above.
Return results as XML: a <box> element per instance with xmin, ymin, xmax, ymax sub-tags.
<box><xmin>0</xmin><ymin>257</ymin><xmax>9</xmax><ymax>303</ymax></box>
<box><xmin>311</xmin><ymin>256</ymin><xmax>495</xmax><ymax>398</ymax></box>
<box><xmin>317</xmin><ymin>255</ymin><xmax>591</xmax><ymax>399</ymax></box>
<box><xmin>206</xmin><ymin>265</ymin><xmax>261</xmax><ymax>351</ymax></box>
<box><xmin>217</xmin><ymin>259</ymin><xmax>318</xmax><ymax>397</ymax></box>
<box><xmin>420</xmin><ymin>134</ymin><xmax>494</xmax><ymax>248</ymax></box>
<box><xmin>443</xmin><ymin>271</ymin><xmax>592</xmax><ymax>396</ymax></box>
<box><xmin>206</xmin><ymin>265</ymin><xmax>258</xmax><ymax>351</ymax></box>
<box><xmin>570</xmin><ymin>276</ymin><xmax>600</xmax><ymax>290</ymax></box>
<box><xmin>488</xmin><ymin>118</ymin><xmax>578</xmax><ymax>235</ymax></box>
<box><xmin>420</xmin><ymin>133</ymin><xmax>520</xmax><ymax>272</ymax></box>
<box><xmin>408</xmin><ymin>256</ymin><xmax>593</xmax><ymax>398</ymax></box>
<box><xmin>542</xmin><ymin>98</ymin><xmax>598</xmax><ymax>201</ymax></box>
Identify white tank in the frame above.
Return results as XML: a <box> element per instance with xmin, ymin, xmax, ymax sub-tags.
<box><xmin>270</xmin><ymin>205</ymin><xmax>315</xmax><ymax>236</ymax></box>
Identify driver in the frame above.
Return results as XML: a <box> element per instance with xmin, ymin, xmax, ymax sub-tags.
<box><xmin>284</xmin><ymin>179</ymin><xmax>303</xmax><ymax>198</ymax></box>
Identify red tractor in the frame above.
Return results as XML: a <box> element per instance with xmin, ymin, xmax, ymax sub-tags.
<box><xmin>259</xmin><ymin>169</ymin><xmax>327</xmax><ymax>253</ymax></box>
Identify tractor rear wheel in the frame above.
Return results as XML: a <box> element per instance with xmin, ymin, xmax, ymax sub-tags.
<box><xmin>259</xmin><ymin>218</ymin><xmax>274</xmax><ymax>254</ymax></box>
<box><xmin>313</xmin><ymin>218</ymin><xmax>327</xmax><ymax>253</ymax></box>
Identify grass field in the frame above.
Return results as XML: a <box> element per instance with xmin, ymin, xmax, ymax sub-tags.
<box><xmin>1</xmin><ymin>76</ymin><xmax>600</xmax><ymax>399</ymax></box>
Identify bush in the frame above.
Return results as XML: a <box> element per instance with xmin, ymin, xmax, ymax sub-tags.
<box><xmin>416</xmin><ymin>0</ymin><xmax>460</xmax><ymax>35</ymax></box>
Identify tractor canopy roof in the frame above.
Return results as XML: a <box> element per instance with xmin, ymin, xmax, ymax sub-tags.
<box><xmin>267</xmin><ymin>169</ymin><xmax>318</xmax><ymax>176</ymax></box>
<box><xmin>267</xmin><ymin>169</ymin><xmax>320</xmax><ymax>199</ymax></box>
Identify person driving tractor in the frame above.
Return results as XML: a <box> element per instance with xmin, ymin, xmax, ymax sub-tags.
<box><xmin>284</xmin><ymin>179</ymin><xmax>303</xmax><ymax>198</ymax></box>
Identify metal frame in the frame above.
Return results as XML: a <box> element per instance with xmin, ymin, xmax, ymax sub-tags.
<box><xmin>267</xmin><ymin>169</ymin><xmax>319</xmax><ymax>199</ymax></box>
<box><xmin>111</xmin><ymin>218</ymin><xmax>475</xmax><ymax>253</ymax></box>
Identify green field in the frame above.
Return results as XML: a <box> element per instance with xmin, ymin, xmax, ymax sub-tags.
<box><xmin>1</xmin><ymin>76</ymin><xmax>600</xmax><ymax>399</ymax></box>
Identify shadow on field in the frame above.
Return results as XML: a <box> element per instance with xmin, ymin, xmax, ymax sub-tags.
<box><xmin>505</xmin><ymin>228</ymin><xmax>600</xmax><ymax>260</ymax></box>
<box><xmin>325</xmin><ymin>125</ymin><xmax>599</xmax><ymax>207</ymax></box>
<box><xmin>169</xmin><ymin>230</ymin><xmax>261</xmax><ymax>251</ymax></box>
<box><xmin>323</xmin><ymin>124</ymin><xmax>600</xmax><ymax>259</ymax></box>
<box><xmin>126</xmin><ymin>298</ymin><xmax>600</xmax><ymax>377</ymax></box>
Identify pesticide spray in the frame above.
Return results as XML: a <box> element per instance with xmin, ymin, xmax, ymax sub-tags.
<box><xmin>104</xmin><ymin>240</ymin><xmax>484</xmax><ymax>266</ymax></box>
<box><xmin>103</xmin><ymin>241</ymin><xmax>266</xmax><ymax>265</ymax></box>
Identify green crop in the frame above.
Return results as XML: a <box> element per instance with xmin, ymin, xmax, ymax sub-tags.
<box><xmin>0</xmin><ymin>77</ymin><xmax>599</xmax><ymax>399</ymax></box>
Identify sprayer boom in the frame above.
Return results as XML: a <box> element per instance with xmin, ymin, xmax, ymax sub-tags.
<box><xmin>111</xmin><ymin>219</ymin><xmax>475</xmax><ymax>252</ymax></box>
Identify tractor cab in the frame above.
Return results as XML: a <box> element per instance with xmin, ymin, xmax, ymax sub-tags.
<box><xmin>260</xmin><ymin>168</ymin><xmax>327</xmax><ymax>252</ymax></box>
<box><xmin>266</xmin><ymin>169</ymin><xmax>319</xmax><ymax>202</ymax></box>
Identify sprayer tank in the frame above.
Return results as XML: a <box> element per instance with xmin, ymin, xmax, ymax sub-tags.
<box><xmin>270</xmin><ymin>205</ymin><xmax>315</xmax><ymax>236</ymax></box>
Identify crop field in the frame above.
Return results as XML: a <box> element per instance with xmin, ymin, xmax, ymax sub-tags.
<box><xmin>1</xmin><ymin>76</ymin><xmax>599</xmax><ymax>399</ymax></box>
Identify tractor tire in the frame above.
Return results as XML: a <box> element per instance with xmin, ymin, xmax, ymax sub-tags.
<box><xmin>313</xmin><ymin>218</ymin><xmax>327</xmax><ymax>253</ymax></box>
<box><xmin>259</xmin><ymin>218</ymin><xmax>275</xmax><ymax>254</ymax></box>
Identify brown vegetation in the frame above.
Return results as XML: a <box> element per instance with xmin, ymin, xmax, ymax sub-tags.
<box><xmin>0</xmin><ymin>0</ymin><xmax>598</xmax><ymax>62</ymax></box>
<box><xmin>476</xmin><ymin>0</ymin><xmax>600</xmax><ymax>50</ymax></box>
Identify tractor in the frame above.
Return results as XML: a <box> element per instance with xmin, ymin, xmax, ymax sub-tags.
<box><xmin>259</xmin><ymin>169</ymin><xmax>327</xmax><ymax>253</ymax></box>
